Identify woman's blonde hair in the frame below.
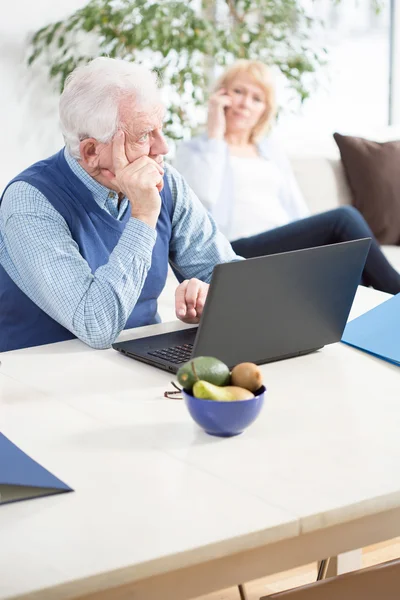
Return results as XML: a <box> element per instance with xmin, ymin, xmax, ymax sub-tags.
<box><xmin>214</xmin><ymin>59</ymin><xmax>276</xmax><ymax>143</ymax></box>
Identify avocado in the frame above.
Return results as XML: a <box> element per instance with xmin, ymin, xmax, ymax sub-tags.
<box><xmin>177</xmin><ymin>356</ymin><xmax>230</xmax><ymax>391</ymax></box>
<box><xmin>193</xmin><ymin>381</ymin><xmax>254</xmax><ymax>401</ymax></box>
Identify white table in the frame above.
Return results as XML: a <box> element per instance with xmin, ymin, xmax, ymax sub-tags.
<box><xmin>1</xmin><ymin>286</ymin><xmax>399</xmax><ymax>600</ymax></box>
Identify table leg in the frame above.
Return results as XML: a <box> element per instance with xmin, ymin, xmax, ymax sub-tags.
<box><xmin>317</xmin><ymin>558</ymin><xmax>330</xmax><ymax>580</ymax></box>
<box><xmin>238</xmin><ymin>583</ymin><xmax>249</xmax><ymax>600</ymax></box>
<box><xmin>318</xmin><ymin>549</ymin><xmax>362</xmax><ymax>578</ymax></box>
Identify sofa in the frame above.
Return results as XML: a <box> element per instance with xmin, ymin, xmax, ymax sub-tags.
<box><xmin>286</xmin><ymin>130</ymin><xmax>400</xmax><ymax>272</ymax></box>
<box><xmin>157</xmin><ymin>130</ymin><xmax>400</xmax><ymax>322</ymax></box>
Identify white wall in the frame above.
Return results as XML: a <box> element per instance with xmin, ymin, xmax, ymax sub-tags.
<box><xmin>0</xmin><ymin>1</ymin><xmax>87</xmax><ymax>190</ymax></box>
<box><xmin>390</xmin><ymin>0</ymin><xmax>400</xmax><ymax>125</ymax></box>
<box><xmin>276</xmin><ymin>0</ymin><xmax>390</xmax><ymax>138</ymax></box>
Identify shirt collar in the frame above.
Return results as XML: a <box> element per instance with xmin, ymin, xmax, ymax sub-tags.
<box><xmin>64</xmin><ymin>147</ymin><xmax>118</xmax><ymax>209</ymax></box>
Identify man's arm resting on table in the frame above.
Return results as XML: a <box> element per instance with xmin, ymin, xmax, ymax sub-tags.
<box><xmin>0</xmin><ymin>182</ymin><xmax>156</xmax><ymax>349</ymax></box>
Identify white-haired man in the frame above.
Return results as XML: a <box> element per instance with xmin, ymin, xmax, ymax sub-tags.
<box><xmin>0</xmin><ymin>58</ymin><xmax>239</xmax><ymax>352</ymax></box>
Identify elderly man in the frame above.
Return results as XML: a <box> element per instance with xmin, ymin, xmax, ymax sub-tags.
<box><xmin>0</xmin><ymin>58</ymin><xmax>238</xmax><ymax>352</ymax></box>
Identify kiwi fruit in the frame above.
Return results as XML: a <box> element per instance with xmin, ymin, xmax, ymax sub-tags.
<box><xmin>230</xmin><ymin>362</ymin><xmax>263</xmax><ymax>393</ymax></box>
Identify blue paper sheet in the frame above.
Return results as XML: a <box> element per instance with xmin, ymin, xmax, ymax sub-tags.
<box><xmin>341</xmin><ymin>293</ymin><xmax>400</xmax><ymax>365</ymax></box>
<box><xmin>0</xmin><ymin>433</ymin><xmax>73</xmax><ymax>505</ymax></box>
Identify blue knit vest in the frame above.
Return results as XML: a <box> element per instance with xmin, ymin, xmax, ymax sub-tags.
<box><xmin>0</xmin><ymin>150</ymin><xmax>173</xmax><ymax>352</ymax></box>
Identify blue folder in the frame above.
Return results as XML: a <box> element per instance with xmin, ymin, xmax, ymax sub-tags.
<box><xmin>341</xmin><ymin>293</ymin><xmax>400</xmax><ymax>365</ymax></box>
<box><xmin>0</xmin><ymin>433</ymin><xmax>73</xmax><ymax>505</ymax></box>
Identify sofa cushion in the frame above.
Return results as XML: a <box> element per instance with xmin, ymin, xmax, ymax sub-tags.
<box><xmin>334</xmin><ymin>132</ymin><xmax>400</xmax><ymax>245</ymax></box>
<box><xmin>290</xmin><ymin>155</ymin><xmax>352</xmax><ymax>215</ymax></box>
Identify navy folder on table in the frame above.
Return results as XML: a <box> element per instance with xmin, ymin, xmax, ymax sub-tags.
<box><xmin>0</xmin><ymin>433</ymin><xmax>73</xmax><ymax>505</ymax></box>
<box><xmin>341</xmin><ymin>293</ymin><xmax>400</xmax><ymax>365</ymax></box>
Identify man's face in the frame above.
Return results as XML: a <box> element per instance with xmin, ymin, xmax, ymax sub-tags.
<box><xmin>120</xmin><ymin>101</ymin><xmax>169</xmax><ymax>166</ymax></box>
<box><xmin>80</xmin><ymin>98</ymin><xmax>169</xmax><ymax>192</ymax></box>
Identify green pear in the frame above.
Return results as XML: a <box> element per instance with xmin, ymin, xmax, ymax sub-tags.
<box><xmin>193</xmin><ymin>380</ymin><xmax>254</xmax><ymax>401</ymax></box>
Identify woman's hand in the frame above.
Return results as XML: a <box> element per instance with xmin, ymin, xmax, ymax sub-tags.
<box><xmin>207</xmin><ymin>88</ymin><xmax>232</xmax><ymax>140</ymax></box>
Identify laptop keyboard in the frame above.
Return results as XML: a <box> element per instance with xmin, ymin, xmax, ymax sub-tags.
<box><xmin>148</xmin><ymin>343</ymin><xmax>193</xmax><ymax>364</ymax></box>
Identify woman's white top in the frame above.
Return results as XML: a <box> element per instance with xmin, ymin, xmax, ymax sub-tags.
<box><xmin>229</xmin><ymin>155</ymin><xmax>291</xmax><ymax>241</ymax></box>
<box><xmin>174</xmin><ymin>133</ymin><xmax>310</xmax><ymax>241</ymax></box>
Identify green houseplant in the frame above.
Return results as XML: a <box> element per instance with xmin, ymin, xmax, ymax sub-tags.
<box><xmin>27</xmin><ymin>0</ymin><xmax>344</xmax><ymax>139</ymax></box>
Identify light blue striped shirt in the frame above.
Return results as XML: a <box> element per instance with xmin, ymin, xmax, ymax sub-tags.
<box><xmin>0</xmin><ymin>149</ymin><xmax>238</xmax><ymax>349</ymax></box>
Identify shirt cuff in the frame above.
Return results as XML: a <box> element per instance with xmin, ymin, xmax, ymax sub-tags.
<box><xmin>118</xmin><ymin>217</ymin><xmax>157</xmax><ymax>266</ymax></box>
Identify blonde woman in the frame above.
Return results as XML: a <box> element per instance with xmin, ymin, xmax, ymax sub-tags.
<box><xmin>176</xmin><ymin>60</ymin><xmax>400</xmax><ymax>294</ymax></box>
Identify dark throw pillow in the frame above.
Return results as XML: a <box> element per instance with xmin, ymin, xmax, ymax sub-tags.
<box><xmin>333</xmin><ymin>132</ymin><xmax>400</xmax><ymax>245</ymax></box>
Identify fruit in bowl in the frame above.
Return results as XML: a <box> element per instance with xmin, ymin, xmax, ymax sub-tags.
<box><xmin>230</xmin><ymin>362</ymin><xmax>263</xmax><ymax>392</ymax></box>
<box><xmin>177</xmin><ymin>357</ymin><xmax>266</xmax><ymax>437</ymax></box>
<box><xmin>177</xmin><ymin>356</ymin><xmax>230</xmax><ymax>390</ymax></box>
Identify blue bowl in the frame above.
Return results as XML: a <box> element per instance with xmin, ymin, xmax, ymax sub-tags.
<box><xmin>182</xmin><ymin>386</ymin><xmax>266</xmax><ymax>437</ymax></box>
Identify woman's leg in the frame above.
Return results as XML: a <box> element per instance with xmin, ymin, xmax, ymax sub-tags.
<box><xmin>231</xmin><ymin>206</ymin><xmax>400</xmax><ymax>295</ymax></box>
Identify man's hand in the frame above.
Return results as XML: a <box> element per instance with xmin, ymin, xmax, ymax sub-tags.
<box><xmin>175</xmin><ymin>279</ymin><xmax>209</xmax><ymax>324</ymax></box>
<box><xmin>110</xmin><ymin>130</ymin><xmax>163</xmax><ymax>228</ymax></box>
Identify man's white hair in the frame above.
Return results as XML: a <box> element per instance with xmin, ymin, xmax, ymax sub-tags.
<box><xmin>59</xmin><ymin>57</ymin><xmax>160</xmax><ymax>158</ymax></box>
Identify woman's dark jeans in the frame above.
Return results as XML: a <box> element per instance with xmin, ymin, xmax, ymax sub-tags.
<box><xmin>231</xmin><ymin>207</ymin><xmax>400</xmax><ymax>295</ymax></box>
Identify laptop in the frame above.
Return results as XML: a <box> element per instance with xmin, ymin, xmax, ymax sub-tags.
<box><xmin>112</xmin><ymin>238</ymin><xmax>371</xmax><ymax>372</ymax></box>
